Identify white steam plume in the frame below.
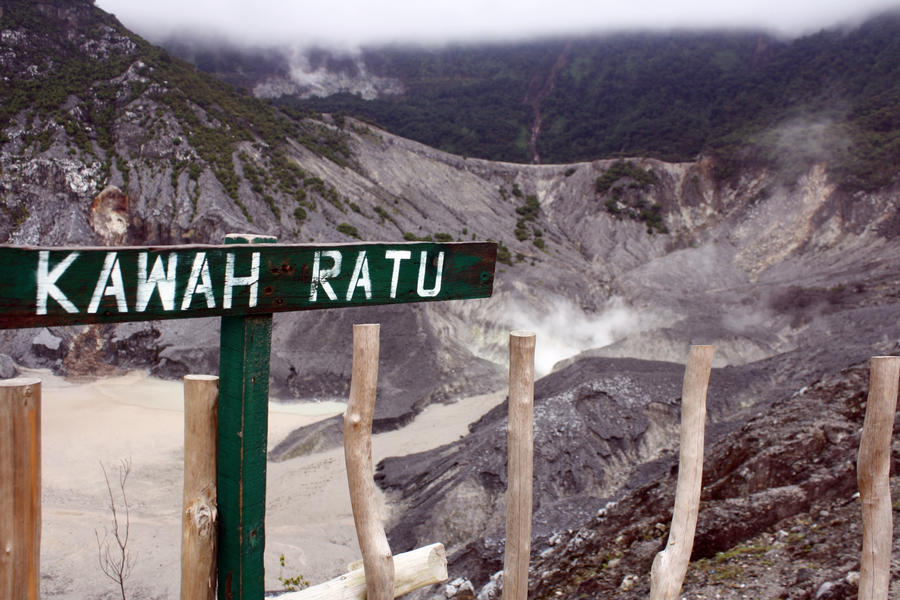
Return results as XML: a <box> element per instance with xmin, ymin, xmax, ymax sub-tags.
<box><xmin>506</xmin><ymin>296</ymin><xmax>639</xmax><ymax>376</ymax></box>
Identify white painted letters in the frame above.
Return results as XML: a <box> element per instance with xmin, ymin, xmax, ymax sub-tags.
<box><xmin>346</xmin><ymin>251</ymin><xmax>372</xmax><ymax>301</ymax></box>
<box><xmin>36</xmin><ymin>251</ymin><xmax>80</xmax><ymax>315</ymax></box>
<box><xmin>309</xmin><ymin>250</ymin><xmax>342</xmax><ymax>302</ymax></box>
<box><xmin>181</xmin><ymin>252</ymin><xmax>216</xmax><ymax>310</ymax></box>
<box><xmin>224</xmin><ymin>252</ymin><xmax>260</xmax><ymax>309</ymax></box>
<box><xmin>417</xmin><ymin>251</ymin><xmax>444</xmax><ymax>298</ymax></box>
<box><xmin>88</xmin><ymin>252</ymin><xmax>128</xmax><ymax>313</ymax></box>
<box><xmin>29</xmin><ymin>243</ymin><xmax>465</xmax><ymax>319</ymax></box>
<box><xmin>385</xmin><ymin>249</ymin><xmax>411</xmax><ymax>299</ymax></box>
<box><xmin>136</xmin><ymin>252</ymin><xmax>178</xmax><ymax>312</ymax></box>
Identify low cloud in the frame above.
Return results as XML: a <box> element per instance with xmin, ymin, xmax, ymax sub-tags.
<box><xmin>96</xmin><ymin>0</ymin><xmax>900</xmax><ymax>49</ymax></box>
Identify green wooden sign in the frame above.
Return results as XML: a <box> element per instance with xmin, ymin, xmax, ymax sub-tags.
<box><xmin>0</xmin><ymin>241</ymin><xmax>496</xmax><ymax>329</ymax></box>
<box><xmin>0</xmin><ymin>236</ymin><xmax>497</xmax><ymax>600</ymax></box>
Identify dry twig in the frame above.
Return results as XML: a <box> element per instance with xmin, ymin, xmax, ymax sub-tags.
<box><xmin>95</xmin><ymin>458</ymin><xmax>136</xmax><ymax>600</ymax></box>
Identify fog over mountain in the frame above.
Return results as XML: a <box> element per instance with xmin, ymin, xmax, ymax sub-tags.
<box><xmin>96</xmin><ymin>0</ymin><xmax>900</xmax><ymax>47</ymax></box>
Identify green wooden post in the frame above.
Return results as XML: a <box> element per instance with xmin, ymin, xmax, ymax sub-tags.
<box><xmin>217</xmin><ymin>233</ymin><xmax>276</xmax><ymax>600</ymax></box>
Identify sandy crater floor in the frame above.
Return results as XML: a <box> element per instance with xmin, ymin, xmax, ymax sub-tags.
<box><xmin>32</xmin><ymin>368</ymin><xmax>504</xmax><ymax>599</ymax></box>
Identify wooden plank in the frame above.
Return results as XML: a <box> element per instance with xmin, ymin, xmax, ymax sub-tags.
<box><xmin>0</xmin><ymin>377</ymin><xmax>41</xmax><ymax>600</ymax></box>
<box><xmin>181</xmin><ymin>374</ymin><xmax>219</xmax><ymax>600</ymax></box>
<box><xmin>344</xmin><ymin>324</ymin><xmax>394</xmax><ymax>600</ymax></box>
<box><xmin>279</xmin><ymin>543</ymin><xmax>447</xmax><ymax>600</ymax></box>
<box><xmin>501</xmin><ymin>332</ymin><xmax>535</xmax><ymax>600</ymax></box>
<box><xmin>0</xmin><ymin>242</ymin><xmax>497</xmax><ymax>328</ymax></box>
<box><xmin>857</xmin><ymin>356</ymin><xmax>900</xmax><ymax>600</ymax></box>
<box><xmin>650</xmin><ymin>345</ymin><xmax>715</xmax><ymax>600</ymax></box>
<box><xmin>217</xmin><ymin>234</ymin><xmax>276</xmax><ymax>600</ymax></box>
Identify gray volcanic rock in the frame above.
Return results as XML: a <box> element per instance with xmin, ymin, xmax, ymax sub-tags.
<box><xmin>378</xmin><ymin>302</ymin><xmax>900</xmax><ymax>592</ymax></box>
<box><xmin>425</xmin><ymin>352</ymin><xmax>900</xmax><ymax>599</ymax></box>
<box><xmin>0</xmin><ymin>353</ymin><xmax>17</xmax><ymax>378</ymax></box>
<box><xmin>267</xmin><ymin>303</ymin><xmax>505</xmax><ymax>457</ymax></box>
<box><xmin>269</xmin><ymin>414</ymin><xmax>344</xmax><ymax>462</ymax></box>
<box><xmin>376</xmin><ymin>356</ymin><xmax>758</xmax><ymax>559</ymax></box>
<box><xmin>521</xmin><ymin>358</ymin><xmax>900</xmax><ymax>600</ymax></box>
<box><xmin>268</xmin><ymin>304</ymin><xmax>504</xmax><ymax>428</ymax></box>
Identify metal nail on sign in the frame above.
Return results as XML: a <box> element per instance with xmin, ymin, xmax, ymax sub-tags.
<box><xmin>0</xmin><ymin>241</ymin><xmax>497</xmax><ymax>328</ymax></box>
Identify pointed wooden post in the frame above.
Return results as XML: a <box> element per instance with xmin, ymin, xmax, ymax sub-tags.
<box><xmin>182</xmin><ymin>374</ymin><xmax>219</xmax><ymax>600</ymax></box>
<box><xmin>344</xmin><ymin>324</ymin><xmax>395</xmax><ymax>600</ymax></box>
<box><xmin>857</xmin><ymin>356</ymin><xmax>900</xmax><ymax>600</ymax></box>
<box><xmin>650</xmin><ymin>345</ymin><xmax>715</xmax><ymax>600</ymax></box>
<box><xmin>502</xmin><ymin>331</ymin><xmax>536</xmax><ymax>600</ymax></box>
<box><xmin>217</xmin><ymin>234</ymin><xmax>276</xmax><ymax>600</ymax></box>
<box><xmin>0</xmin><ymin>377</ymin><xmax>41</xmax><ymax>600</ymax></box>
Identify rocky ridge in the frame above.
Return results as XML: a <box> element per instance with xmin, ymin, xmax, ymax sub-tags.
<box><xmin>398</xmin><ymin>351</ymin><xmax>900</xmax><ymax>600</ymax></box>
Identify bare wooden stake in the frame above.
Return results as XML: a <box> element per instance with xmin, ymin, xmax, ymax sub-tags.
<box><xmin>858</xmin><ymin>356</ymin><xmax>900</xmax><ymax>600</ymax></box>
<box><xmin>344</xmin><ymin>324</ymin><xmax>394</xmax><ymax>600</ymax></box>
<box><xmin>650</xmin><ymin>345</ymin><xmax>715</xmax><ymax>600</ymax></box>
<box><xmin>181</xmin><ymin>375</ymin><xmax>219</xmax><ymax>600</ymax></box>
<box><xmin>280</xmin><ymin>543</ymin><xmax>448</xmax><ymax>600</ymax></box>
<box><xmin>502</xmin><ymin>331</ymin><xmax>536</xmax><ymax>600</ymax></box>
<box><xmin>0</xmin><ymin>377</ymin><xmax>42</xmax><ymax>600</ymax></box>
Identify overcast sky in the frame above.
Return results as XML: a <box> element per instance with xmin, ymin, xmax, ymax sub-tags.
<box><xmin>95</xmin><ymin>0</ymin><xmax>900</xmax><ymax>48</ymax></box>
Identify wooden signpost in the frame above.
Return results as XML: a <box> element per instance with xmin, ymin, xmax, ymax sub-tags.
<box><xmin>0</xmin><ymin>241</ymin><xmax>496</xmax><ymax>328</ymax></box>
<box><xmin>0</xmin><ymin>238</ymin><xmax>496</xmax><ymax>600</ymax></box>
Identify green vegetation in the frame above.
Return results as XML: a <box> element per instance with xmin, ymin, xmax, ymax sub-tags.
<box><xmin>277</xmin><ymin>15</ymin><xmax>900</xmax><ymax>191</ymax></box>
<box><xmin>695</xmin><ymin>542</ymin><xmax>774</xmax><ymax>585</ymax></box>
<box><xmin>0</xmin><ymin>0</ymin><xmax>356</xmax><ymax>225</ymax></box>
<box><xmin>496</xmin><ymin>240</ymin><xmax>512</xmax><ymax>266</ymax></box>
<box><xmin>512</xmin><ymin>192</ymin><xmax>543</xmax><ymax>242</ymax></box>
<box><xmin>0</xmin><ymin>198</ymin><xmax>30</xmax><ymax>229</ymax></box>
<box><xmin>595</xmin><ymin>161</ymin><xmax>668</xmax><ymax>234</ymax></box>
<box><xmin>278</xmin><ymin>554</ymin><xmax>309</xmax><ymax>592</ymax></box>
<box><xmin>279</xmin><ymin>42</ymin><xmax>548</xmax><ymax>163</ymax></box>
<box><xmin>336</xmin><ymin>222</ymin><xmax>360</xmax><ymax>238</ymax></box>
<box><xmin>305</xmin><ymin>176</ymin><xmax>344</xmax><ymax>212</ymax></box>
<box><xmin>373</xmin><ymin>205</ymin><xmax>398</xmax><ymax>227</ymax></box>
<box><xmin>595</xmin><ymin>160</ymin><xmax>658</xmax><ymax>193</ymax></box>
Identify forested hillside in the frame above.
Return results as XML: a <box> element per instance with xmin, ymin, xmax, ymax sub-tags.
<box><xmin>182</xmin><ymin>13</ymin><xmax>900</xmax><ymax>191</ymax></box>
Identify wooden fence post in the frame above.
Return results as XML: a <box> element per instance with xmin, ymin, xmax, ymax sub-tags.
<box><xmin>182</xmin><ymin>375</ymin><xmax>219</xmax><ymax>600</ymax></box>
<box><xmin>217</xmin><ymin>233</ymin><xmax>276</xmax><ymax>600</ymax></box>
<box><xmin>344</xmin><ymin>323</ymin><xmax>394</xmax><ymax>600</ymax></box>
<box><xmin>650</xmin><ymin>345</ymin><xmax>715</xmax><ymax>600</ymax></box>
<box><xmin>0</xmin><ymin>377</ymin><xmax>42</xmax><ymax>600</ymax></box>
<box><xmin>857</xmin><ymin>356</ymin><xmax>900</xmax><ymax>600</ymax></box>
<box><xmin>280</xmin><ymin>543</ymin><xmax>447</xmax><ymax>600</ymax></box>
<box><xmin>502</xmin><ymin>331</ymin><xmax>536</xmax><ymax>600</ymax></box>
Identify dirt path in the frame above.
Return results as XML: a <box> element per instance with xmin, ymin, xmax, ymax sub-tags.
<box><xmin>524</xmin><ymin>43</ymin><xmax>571</xmax><ymax>164</ymax></box>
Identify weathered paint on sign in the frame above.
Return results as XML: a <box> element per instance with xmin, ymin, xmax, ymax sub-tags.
<box><xmin>217</xmin><ymin>234</ymin><xmax>274</xmax><ymax>600</ymax></box>
<box><xmin>0</xmin><ymin>242</ymin><xmax>496</xmax><ymax>328</ymax></box>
